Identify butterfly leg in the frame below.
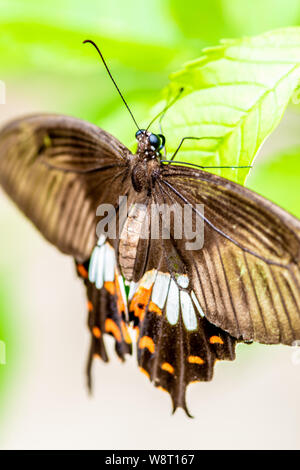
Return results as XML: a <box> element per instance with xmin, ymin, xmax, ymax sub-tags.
<box><xmin>170</xmin><ymin>136</ymin><xmax>210</xmax><ymax>161</ymax></box>
<box><xmin>159</xmin><ymin>119</ymin><xmax>167</xmax><ymax>159</ymax></box>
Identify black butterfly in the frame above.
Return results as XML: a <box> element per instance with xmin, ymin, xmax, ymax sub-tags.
<box><xmin>0</xmin><ymin>41</ymin><xmax>300</xmax><ymax>417</ymax></box>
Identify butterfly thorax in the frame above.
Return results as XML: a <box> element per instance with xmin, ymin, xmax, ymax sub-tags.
<box><xmin>131</xmin><ymin>131</ymin><xmax>161</xmax><ymax>193</ymax></box>
<box><xmin>131</xmin><ymin>157</ymin><xmax>160</xmax><ymax>193</ymax></box>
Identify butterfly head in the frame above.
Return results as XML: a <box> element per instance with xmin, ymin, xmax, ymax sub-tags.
<box><xmin>135</xmin><ymin>129</ymin><xmax>165</xmax><ymax>160</ymax></box>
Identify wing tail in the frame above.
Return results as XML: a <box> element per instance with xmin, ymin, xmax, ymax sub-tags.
<box><xmin>76</xmin><ymin>252</ymin><xmax>132</xmax><ymax>391</ymax></box>
<box><xmin>129</xmin><ymin>269</ymin><xmax>239</xmax><ymax>417</ymax></box>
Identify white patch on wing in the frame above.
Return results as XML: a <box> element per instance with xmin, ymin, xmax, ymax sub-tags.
<box><xmin>92</xmin><ymin>251</ymin><xmax>206</xmax><ymax>331</ymax></box>
<box><xmin>89</xmin><ymin>235</ymin><xmax>107</xmax><ymax>284</ymax></box>
<box><xmin>180</xmin><ymin>291</ymin><xmax>197</xmax><ymax>331</ymax></box>
<box><xmin>95</xmin><ymin>245</ymin><xmax>105</xmax><ymax>289</ymax></box>
<box><xmin>128</xmin><ymin>281</ymin><xmax>138</xmax><ymax>300</ymax></box>
<box><xmin>152</xmin><ymin>273</ymin><xmax>170</xmax><ymax>309</ymax></box>
<box><xmin>176</xmin><ymin>274</ymin><xmax>189</xmax><ymax>289</ymax></box>
<box><xmin>97</xmin><ymin>234</ymin><xmax>106</xmax><ymax>247</ymax></box>
<box><xmin>191</xmin><ymin>291</ymin><xmax>205</xmax><ymax>318</ymax></box>
<box><xmin>88</xmin><ymin>245</ymin><xmax>100</xmax><ymax>283</ymax></box>
<box><xmin>166</xmin><ymin>279</ymin><xmax>180</xmax><ymax>325</ymax></box>
<box><xmin>144</xmin><ymin>271</ymin><xmax>206</xmax><ymax>328</ymax></box>
<box><xmin>89</xmin><ymin>238</ymin><xmax>117</xmax><ymax>289</ymax></box>
<box><xmin>140</xmin><ymin>269</ymin><xmax>157</xmax><ymax>290</ymax></box>
<box><xmin>104</xmin><ymin>244</ymin><xmax>115</xmax><ymax>282</ymax></box>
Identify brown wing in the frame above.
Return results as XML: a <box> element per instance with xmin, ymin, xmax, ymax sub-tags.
<box><xmin>157</xmin><ymin>164</ymin><xmax>300</xmax><ymax>345</ymax></box>
<box><xmin>0</xmin><ymin>114</ymin><xmax>131</xmax><ymax>261</ymax></box>
<box><xmin>75</xmin><ymin>249</ymin><xmax>132</xmax><ymax>392</ymax></box>
<box><xmin>128</xmin><ymin>267</ymin><xmax>239</xmax><ymax>416</ymax></box>
<box><xmin>84</xmin><ymin>183</ymin><xmax>240</xmax><ymax>416</ymax></box>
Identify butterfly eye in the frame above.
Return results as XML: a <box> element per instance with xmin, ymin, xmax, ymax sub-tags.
<box><xmin>135</xmin><ymin>129</ymin><xmax>145</xmax><ymax>139</ymax></box>
<box><xmin>149</xmin><ymin>133</ymin><xmax>160</xmax><ymax>149</ymax></box>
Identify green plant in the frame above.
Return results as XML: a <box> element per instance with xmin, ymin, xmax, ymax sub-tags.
<box><xmin>149</xmin><ymin>28</ymin><xmax>300</xmax><ymax>185</ymax></box>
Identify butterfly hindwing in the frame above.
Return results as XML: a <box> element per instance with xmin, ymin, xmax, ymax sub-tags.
<box><xmin>129</xmin><ymin>269</ymin><xmax>238</xmax><ymax>415</ymax></box>
<box><xmin>76</xmin><ymin>241</ymin><xmax>132</xmax><ymax>390</ymax></box>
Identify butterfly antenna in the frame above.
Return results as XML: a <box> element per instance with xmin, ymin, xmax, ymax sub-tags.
<box><xmin>146</xmin><ymin>87</ymin><xmax>184</xmax><ymax>131</ymax></box>
<box><xmin>83</xmin><ymin>39</ymin><xmax>140</xmax><ymax>130</ymax></box>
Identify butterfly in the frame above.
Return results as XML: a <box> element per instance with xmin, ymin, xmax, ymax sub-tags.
<box><xmin>0</xmin><ymin>41</ymin><xmax>300</xmax><ymax>417</ymax></box>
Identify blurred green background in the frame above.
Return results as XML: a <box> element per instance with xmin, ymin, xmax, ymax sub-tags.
<box><xmin>1</xmin><ymin>0</ymin><xmax>300</xmax><ymax>449</ymax></box>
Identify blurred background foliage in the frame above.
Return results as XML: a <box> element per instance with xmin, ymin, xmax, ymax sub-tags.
<box><xmin>2</xmin><ymin>0</ymin><xmax>300</xmax><ymax>145</ymax></box>
<box><xmin>1</xmin><ymin>0</ymin><xmax>300</xmax><ymax>440</ymax></box>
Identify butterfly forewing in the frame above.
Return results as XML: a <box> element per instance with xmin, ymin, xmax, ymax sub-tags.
<box><xmin>0</xmin><ymin>114</ymin><xmax>131</xmax><ymax>261</ymax></box>
<box><xmin>158</xmin><ymin>164</ymin><xmax>300</xmax><ymax>345</ymax></box>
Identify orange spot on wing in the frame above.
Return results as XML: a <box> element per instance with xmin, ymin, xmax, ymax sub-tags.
<box><xmin>161</xmin><ymin>362</ymin><xmax>174</xmax><ymax>374</ymax></box>
<box><xmin>129</xmin><ymin>286</ymin><xmax>152</xmax><ymax>321</ymax></box>
<box><xmin>121</xmin><ymin>321</ymin><xmax>132</xmax><ymax>344</ymax></box>
<box><xmin>139</xmin><ymin>367</ymin><xmax>150</xmax><ymax>379</ymax></box>
<box><xmin>104</xmin><ymin>281</ymin><xmax>115</xmax><ymax>295</ymax></box>
<box><xmin>188</xmin><ymin>355</ymin><xmax>205</xmax><ymax>365</ymax></box>
<box><xmin>157</xmin><ymin>386</ymin><xmax>168</xmax><ymax>393</ymax></box>
<box><xmin>115</xmin><ymin>274</ymin><xmax>126</xmax><ymax>315</ymax></box>
<box><xmin>139</xmin><ymin>336</ymin><xmax>155</xmax><ymax>354</ymax></box>
<box><xmin>105</xmin><ymin>319</ymin><xmax>121</xmax><ymax>342</ymax></box>
<box><xmin>148</xmin><ymin>301</ymin><xmax>162</xmax><ymax>316</ymax></box>
<box><xmin>77</xmin><ymin>264</ymin><xmax>88</xmax><ymax>279</ymax></box>
<box><xmin>209</xmin><ymin>335</ymin><xmax>224</xmax><ymax>345</ymax></box>
<box><xmin>87</xmin><ymin>300</ymin><xmax>93</xmax><ymax>312</ymax></box>
<box><xmin>92</xmin><ymin>326</ymin><xmax>101</xmax><ymax>338</ymax></box>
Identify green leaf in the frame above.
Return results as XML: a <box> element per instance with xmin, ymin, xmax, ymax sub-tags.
<box><xmin>170</xmin><ymin>0</ymin><xmax>300</xmax><ymax>43</ymax></box>
<box><xmin>150</xmin><ymin>28</ymin><xmax>300</xmax><ymax>184</ymax></box>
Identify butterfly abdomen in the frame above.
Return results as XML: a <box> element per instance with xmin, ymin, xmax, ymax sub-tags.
<box><xmin>119</xmin><ymin>202</ymin><xmax>150</xmax><ymax>281</ymax></box>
